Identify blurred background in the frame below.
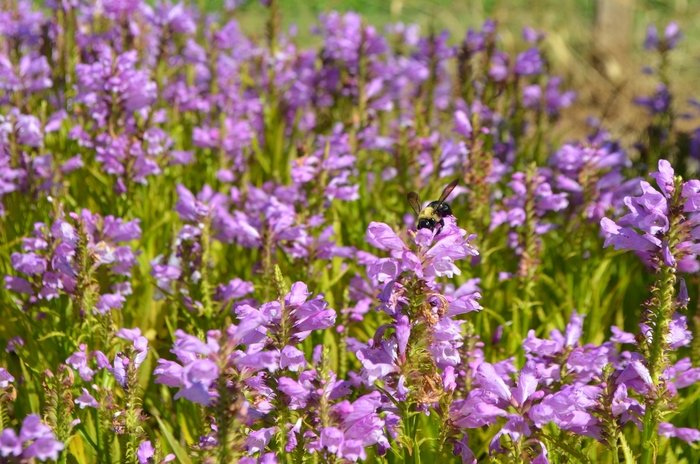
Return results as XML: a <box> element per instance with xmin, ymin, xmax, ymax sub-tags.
<box><xmin>224</xmin><ymin>0</ymin><xmax>700</xmax><ymax>147</ymax></box>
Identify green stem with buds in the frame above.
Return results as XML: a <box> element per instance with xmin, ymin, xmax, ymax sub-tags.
<box><xmin>124</xmin><ymin>361</ymin><xmax>144</xmax><ymax>464</ymax></box>
<box><xmin>640</xmin><ymin>177</ymin><xmax>683</xmax><ymax>464</ymax></box>
<box><xmin>200</xmin><ymin>216</ymin><xmax>214</xmax><ymax>321</ymax></box>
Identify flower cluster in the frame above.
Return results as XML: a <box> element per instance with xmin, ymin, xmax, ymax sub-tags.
<box><xmin>0</xmin><ymin>415</ymin><xmax>64</xmax><ymax>462</ymax></box>
<box><xmin>549</xmin><ymin>128</ymin><xmax>639</xmax><ymax>222</ymax></box>
<box><xmin>601</xmin><ymin>160</ymin><xmax>700</xmax><ymax>272</ymax></box>
<box><xmin>1</xmin><ymin>0</ymin><xmax>700</xmax><ymax>462</ymax></box>
<box><xmin>4</xmin><ymin>209</ymin><xmax>140</xmax><ymax>313</ymax></box>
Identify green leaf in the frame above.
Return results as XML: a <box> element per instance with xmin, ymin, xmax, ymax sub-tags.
<box><xmin>155</xmin><ymin>415</ymin><xmax>192</xmax><ymax>464</ymax></box>
<box><xmin>620</xmin><ymin>434</ymin><xmax>637</xmax><ymax>464</ymax></box>
<box><xmin>38</xmin><ymin>331</ymin><xmax>68</xmax><ymax>342</ymax></box>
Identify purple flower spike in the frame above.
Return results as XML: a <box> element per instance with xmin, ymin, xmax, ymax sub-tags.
<box><xmin>634</xmin><ymin>84</ymin><xmax>671</xmax><ymax>115</ymax></box>
<box><xmin>601</xmin><ymin>159</ymin><xmax>700</xmax><ymax>271</ymax></box>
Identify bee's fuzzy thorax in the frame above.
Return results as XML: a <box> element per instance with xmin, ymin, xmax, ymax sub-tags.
<box><xmin>418</xmin><ymin>206</ymin><xmax>435</xmax><ymax>220</ymax></box>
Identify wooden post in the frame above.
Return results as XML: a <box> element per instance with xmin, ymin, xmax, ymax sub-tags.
<box><xmin>592</xmin><ymin>0</ymin><xmax>636</xmax><ymax>84</ymax></box>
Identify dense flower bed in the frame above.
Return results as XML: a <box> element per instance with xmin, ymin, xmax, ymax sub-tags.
<box><xmin>1</xmin><ymin>1</ymin><xmax>700</xmax><ymax>463</ymax></box>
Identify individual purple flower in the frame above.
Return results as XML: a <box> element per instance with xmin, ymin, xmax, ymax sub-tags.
<box><xmin>15</xmin><ymin>114</ymin><xmax>43</xmax><ymax>147</ymax></box>
<box><xmin>11</xmin><ymin>252</ymin><xmax>46</xmax><ymax>275</ymax></box>
<box><xmin>66</xmin><ymin>344</ymin><xmax>96</xmax><ymax>381</ymax></box>
<box><xmin>522</xmin><ymin>26</ymin><xmax>546</xmax><ymax>44</ymax></box>
<box><xmin>366</xmin><ymin>222</ymin><xmax>406</xmax><ymax>252</ymax></box>
<box><xmin>215</xmin><ymin>278</ymin><xmax>255</xmax><ymax>303</ymax></box>
<box><xmin>663</xmin><ymin>22</ymin><xmax>682</xmax><ymax>50</ymax></box>
<box><xmin>644</xmin><ymin>24</ymin><xmax>660</xmax><ymax>50</ymax></box>
<box><xmin>475</xmin><ymin>362</ymin><xmax>512</xmax><ymax>402</ymax></box>
<box><xmin>75</xmin><ymin>388</ymin><xmax>99</xmax><ymax>409</ymax></box>
<box><xmin>174</xmin><ymin>184</ymin><xmax>218</xmax><ymax>222</ymax></box>
<box><xmin>246</xmin><ymin>427</ymin><xmax>276</xmax><ymax>454</ymax></box>
<box><xmin>453</xmin><ymin>110</ymin><xmax>473</xmax><ymax>139</ymax></box>
<box><xmin>116</xmin><ymin>327</ymin><xmax>149</xmax><ymax>368</ymax></box>
<box><xmin>659</xmin><ymin>422</ymin><xmax>700</xmax><ymax>444</ymax></box>
<box><xmin>137</xmin><ymin>440</ymin><xmax>155</xmax><ymax>464</ymax></box>
<box><xmin>0</xmin><ymin>368</ymin><xmax>14</xmax><ymax>389</ymax></box>
<box><xmin>610</xmin><ymin>326</ymin><xmax>636</xmax><ymax>344</ymax></box>
<box><xmin>0</xmin><ymin>429</ymin><xmax>21</xmax><ymax>457</ymax></box>
<box><xmin>489</xmin><ymin>51</ymin><xmax>510</xmax><ymax>82</ymax></box>
<box><xmin>280</xmin><ymin>346</ymin><xmax>306</xmax><ymax>372</ymax></box>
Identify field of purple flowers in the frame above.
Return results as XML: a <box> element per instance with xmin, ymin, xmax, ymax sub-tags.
<box><xmin>2</xmin><ymin>0</ymin><xmax>700</xmax><ymax>463</ymax></box>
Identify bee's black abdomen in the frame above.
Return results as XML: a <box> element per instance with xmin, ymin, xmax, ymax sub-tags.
<box><xmin>428</xmin><ymin>201</ymin><xmax>453</xmax><ymax>218</ymax></box>
<box><xmin>417</xmin><ymin>218</ymin><xmax>437</xmax><ymax>230</ymax></box>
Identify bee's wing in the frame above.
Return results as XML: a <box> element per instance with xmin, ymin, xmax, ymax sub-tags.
<box><xmin>407</xmin><ymin>192</ymin><xmax>422</xmax><ymax>215</ymax></box>
<box><xmin>436</xmin><ymin>179</ymin><xmax>459</xmax><ymax>206</ymax></box>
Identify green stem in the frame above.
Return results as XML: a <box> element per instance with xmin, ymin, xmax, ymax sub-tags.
<box><xmin>612</xmin><ymin>436</ymin><xmax>620</xmax><ymax>464</ymax></box>
<box><xmin>124</xmin><ymin>358</ymin><xmax>144</xmax><ymax>464</ymax></box>
<box><xmin>640</xmin><ymin>264</ymin><xmax>676</xmax><ymax>464</ymax></box>
<box><xmin>402</xmin><ymin>406</ymin><xmax>412</xmax><ymax>464</ymax></box>
<box><xmin>215</xmin><ymin>373</ymin><xmax>233</xmax><ymax>463</ymax></box>
<box><xmin>512</xmin><ymin>164</ymin><xmax>538</xmax><ymax>357</ymax></box>
<box><xmin>0</xmin><ymin>400</ymin><xmax>7</xmax><ymax>431</ymax></box>
<box><xmin>200</xmin><ymin>217</ymin><xmax>214</xmax><ymax>321</ymax></box>
<box><xmin>261</xmin><ymin>227</ymin><xmax>275</xmax><ymax>302</ymax></box>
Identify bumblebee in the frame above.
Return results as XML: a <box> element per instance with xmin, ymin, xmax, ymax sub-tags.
<box><xmin>407</xmin><ymin>179</ymin><xmax>459</xmax><ymax>231</ymax></box>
